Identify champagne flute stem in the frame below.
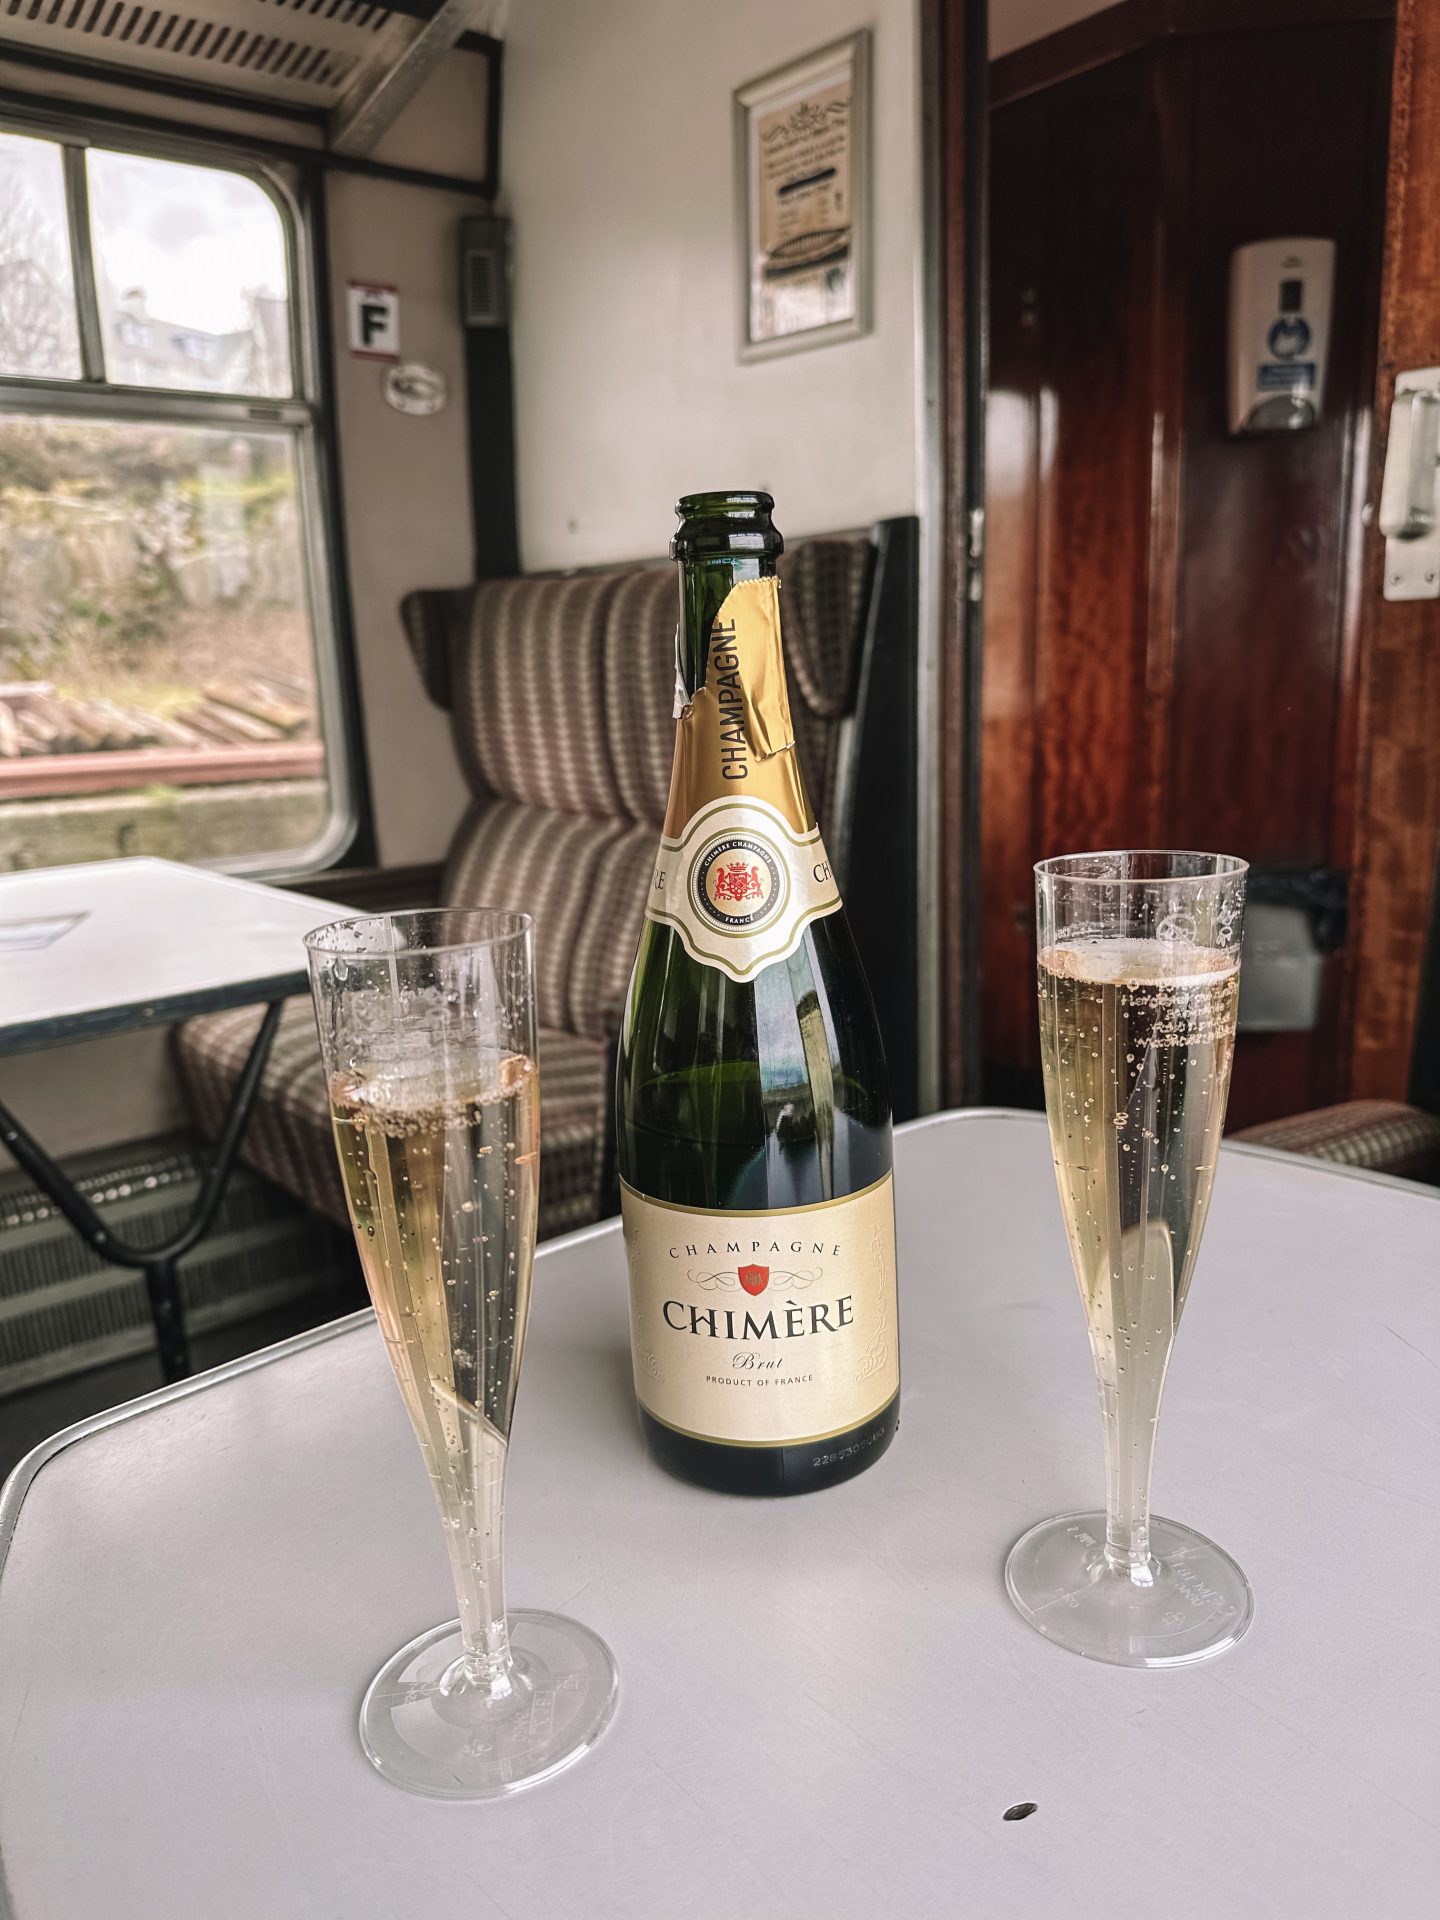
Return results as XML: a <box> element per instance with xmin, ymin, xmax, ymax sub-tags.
<box><xmin>438</xmin><ymin>1408</ymin><xmax>514</xmax><ymax>1699</ymax></box>
<box><xmin>1096</xmin><ymin>1046</ymin><xmax>1173</xmax><ymax>1583</ymax></box>
<box><xmin>1097</xmin><ymin>1347</ymin><xmax>1165</xmax><ymax>1580</ymax></box>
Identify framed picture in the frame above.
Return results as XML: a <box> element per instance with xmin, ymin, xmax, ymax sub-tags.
<box><xmin>735</xmin><ymin>30</ymin><xmax>871</xmax><ymax>361</ymax></box>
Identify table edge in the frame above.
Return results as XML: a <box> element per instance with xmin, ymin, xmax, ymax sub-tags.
<box><xmin>0</xmin><ymin>1309</ymin><xmax>370</xmax><ymax>1583</ymax></box>
<box><xmin>0</xmin><ymin>972</ymin><xmax>312</xmax><ymax>1056</ymax></box>
<box><xmin>1</xmin><ymin>1107</ymin><xmax>1432</xmax><ymax>1581</ymax></box>
<box><xmin>903</xmin><ymin>1105</ymin><xmax>1440</xmax><ymax>1199</ymax></box>
<box><xmin>0</xmin><ymin>1206</ymin><xmax>624</xmax><ymax>1583</ymax></box>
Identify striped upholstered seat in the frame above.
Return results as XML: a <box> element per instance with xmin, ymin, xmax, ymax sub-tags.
<box><xmin>174</xmin><ymin>538</ymin><xmax>875</xmax><ymax>1240</ymax></box>
<box><xmin>1233</xmin><ymin>1099</ymin><xmax>1440</xmax><ymax>1186</ymax></box>
<box><xmin>175</xmin><ymin>1001</ymin><xmax>610</xmax><ymax>1241</ymax></box>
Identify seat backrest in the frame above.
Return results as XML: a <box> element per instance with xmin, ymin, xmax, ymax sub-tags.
<box><xmin>400</xmin><ymin>534</ymin><xmax>876</xmax><ymax>1042</ymax></box>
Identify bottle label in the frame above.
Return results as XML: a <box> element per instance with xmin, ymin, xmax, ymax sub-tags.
<box><xmin>646</xmin><ymin>793</ymin><xmax>841</xmax><ymax>981</ymax></box>
<box><xmin>650</xmin><ymin>576</ymin><xmax>842</xmax><ymax>983</ymax></box>
<box><xmin>621</xmin><ymin>1173</ymin><xmax>899</xmax><ymax>1449</ymax></box>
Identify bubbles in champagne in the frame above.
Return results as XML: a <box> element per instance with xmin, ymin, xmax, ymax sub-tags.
<box><xmin>1038</xmin><ymin>939</ymin><xmax>1238</xmax><ymax>1533</ymax></box>
<box><xmin>329</xmin><ymin>1057</ymin><xmax>540</xmax><ymax>1655</ymax></box>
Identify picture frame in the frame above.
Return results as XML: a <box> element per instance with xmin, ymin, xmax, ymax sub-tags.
<box><xmin>734</xmin><ymin>30</ymin><xmax>871</xmax><ymax>362</ymax></box>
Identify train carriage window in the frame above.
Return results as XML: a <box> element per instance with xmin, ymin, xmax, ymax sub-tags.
<box><xmin>0</xmin><ymin>126</ymin><xmax>353</xmax><ymax>879</ymax></box>
<box><xmin>86</xmin><ymin>150</ymin><xmax>294</xmax><ymax>400</ymax></box>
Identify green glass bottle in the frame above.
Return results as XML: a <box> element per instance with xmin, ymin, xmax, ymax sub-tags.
<box><xmin>616</xmin><ymin>491</ymin><xmax>900</xmax><ymax>1495</ymax></box>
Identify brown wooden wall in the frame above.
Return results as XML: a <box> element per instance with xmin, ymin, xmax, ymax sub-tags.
<box><xmin>982</xmin><ymin>5</ymin><xmax>1395</xmax><ymax>1125</ymax></box>
<box><xmin>1344</xmin><ymin>0</ymin><xmax>1440</xmax><ymax>1101</ymax></box>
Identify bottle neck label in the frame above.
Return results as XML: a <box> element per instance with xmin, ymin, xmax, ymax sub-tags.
<box><xmin>650</xmin><ymin>578</ymin><xmax>841</xmax><ymax>982</ymax></box>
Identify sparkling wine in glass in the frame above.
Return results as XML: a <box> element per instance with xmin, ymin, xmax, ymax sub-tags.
<box><xmin>1005</xmin><ymin>851</ymin><xmax>1252</xmax><ymax>1667</ymax></box>
<box><xmin>306</xmin><ymin>909</ymin><xmax>618</xmax><ymax>1797</ymax></box>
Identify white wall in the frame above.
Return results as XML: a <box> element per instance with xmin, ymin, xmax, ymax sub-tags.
<box><xmin>990</xmin><ymin>0</ymin><xmax>1120</xmax><ymax>58</ymax></box>
<box><xmin>503</xmin><ymin>0</ymin><xmax>922</xmax><ymax>567</ymax></box>
<box><xmin>325</xmin><ymin>169</ymin><xmax>475</xmax><ymax>867</ymax></box>
<box><xmin>331</xmin><ymin>55</ymin><xmax>491</xmax><ymax>868</ymax></box>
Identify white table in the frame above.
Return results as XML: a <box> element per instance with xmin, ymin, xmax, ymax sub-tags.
<box><xmin>0</xmin><ymin>858</ymin><xmax>348</xmax><ymax>1376</ymax></box>
<box><xmin>0</xmin><ymin>1110</ymin><xmax>1435</xmax><ymax>1920</ymax></box>
<box><xmin>0</xmin><ymin>857</ymin><xmax>347</xmax><ymax>1053</ymax></box>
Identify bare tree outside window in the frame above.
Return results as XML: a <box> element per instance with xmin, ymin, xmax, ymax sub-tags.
<box><xmin>0</xmin><ymin>134</ymin><xmax>81</xmax><ymax>380</ymax></box>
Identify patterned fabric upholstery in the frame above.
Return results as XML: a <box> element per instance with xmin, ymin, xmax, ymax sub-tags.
<box><xmin>400</xmin><ymin>586</ymin><xmax>468</xmax><ymax>712</ymax></box>
<box><xmin>602</xmin><ymin>566</ymin><xmax>675</xmax><ymax>827</ymax></box>
<box><xmin>177</xmin><ymin>998</ymin><xmax>338</xmax><ymax>1220</ymax></box>
<box><xmin>1234</xmin><ymin>1099</ymin><xmax>1440</xmax><ymax>1186</ymax></box>
<box><xmin>403</xmin><ymin>537</ymin><xmax>872</xmax><ymax>834</ymax></box>
<box><xmin>180</xmin><ymin>531</ymin><xmax>876</xmax><ymax>1241</ymax></box>
<box><xmin>173</xmin><ymin>1002</ymin><xmax>609</xmax><ymax>1242</ymax></box>
<box><xmin>563</xmin><ymin>824</ymin><xmax>657</xmax><ymax>1041</ymax></box>
<box><xmin>780</xmin><ymin>537</ymin><xmax>875</xmax><ymax>826</ymax></box>
<box><xmin>451</xmin><ymin>574</ymin><xmax>622</xmax><ymax>814</ymax></box>
<box><xmin>440</xmin><ymin>805</ymin><xmax>655</xmax><ymax>1045</ymax></box>
<box><xmin>443</xmin><ymin>797</ymin><xmax>631</xmax><ymax>1036</ymax></box>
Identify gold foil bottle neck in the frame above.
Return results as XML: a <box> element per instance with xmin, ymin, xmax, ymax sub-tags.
<box><xmin>664</xmin><ymin>577</ymin><xmax>812</xmax><ymax>837</ymax></box>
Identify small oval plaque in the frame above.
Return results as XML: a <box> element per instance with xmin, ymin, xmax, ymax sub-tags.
<box><xmin>382</xmin><ymin>361</ymin><xmax>447</xmax><ymax>417</ymax></box>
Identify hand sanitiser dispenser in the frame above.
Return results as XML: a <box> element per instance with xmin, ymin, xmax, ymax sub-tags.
<box><xmin>1228</xmin><ymin>238</ymin><xmax>1335</xmax><ymax>433</ymax></box>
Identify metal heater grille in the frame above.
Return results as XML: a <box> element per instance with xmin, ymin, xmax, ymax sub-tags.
<box><xmin>0</xmin><ymin>1134</ymin><xmax>356</xmax><ymax>1393</ymax></box>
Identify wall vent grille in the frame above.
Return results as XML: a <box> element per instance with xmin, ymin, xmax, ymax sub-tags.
<box><xmin>460</xmin><ymin>212</ymin><xmax>508</xmax><ymax>327</ymax></box>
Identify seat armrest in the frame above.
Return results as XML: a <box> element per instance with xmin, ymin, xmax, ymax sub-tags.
<box><xmin>401</xmin><ymin>587</ymin><xmax>472</xmax><ymax>712</ymax></box>
<box><xmin>1233</xmin><ymin>1099</ymin><xmax>1440</xmax><ymax>1185</ymax></box>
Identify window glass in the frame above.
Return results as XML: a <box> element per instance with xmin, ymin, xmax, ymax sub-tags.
<box><xmin>86</xmin><ymin>148</ymin><xmax>293</xmax><ymax>397</ymax></box>
<box><xmin>0</xmin><ymin>415</ymin><xmax>331</xmax><ymax>870</ymax></box>
<box><xmin>0</xmin><ymin>131</ymin><xmax>81</xmax><ymax>380</ymax></box>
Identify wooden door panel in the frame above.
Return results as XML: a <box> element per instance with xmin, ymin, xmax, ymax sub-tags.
<box><xmin>1344</xmin><ymin>0</ymin><xmax>1440</xmax><ymax>1099</ymax></box>
<box><xmin>1168</xmin><ymin>25</ymin><xmax>1388</xmax><ymax>866</ymax></box>
<box><xmin>1033</xmin><ymin>55</ymin><xmax>1163</xmax><ymax>862</ymax></box>
<box><xmin>983</xmin><ymin>57</ymin><xmax>1166</xmax><ymax>1087</ymax></box>
<box><xmin>981</xmin><ymin>6</ymin><xmax>1395</xmax><ymax>1121</ymax></box>
<box><xmin>981</xmin><ymin>100</ymin><xmax>1047</xmax><ymax>1080</ymax></box>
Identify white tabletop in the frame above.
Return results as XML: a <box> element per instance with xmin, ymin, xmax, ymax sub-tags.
<box><xmin>1</xmin><ymin>1110</ymin><xmax>1436</xmax><ymax>1920</ymax></box>
<box><xmin>0</xmin><ymin>857</ymin><xmax>349</xmax><ymax>1053</ymax></box>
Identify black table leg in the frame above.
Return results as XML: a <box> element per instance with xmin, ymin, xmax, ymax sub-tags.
<box><xmin>140</xmin><ymin>1253</ymin><xmax>190</xmax><ymax>1387</ymax></box>
<box><xmin>0</xmin><ymin>1000</ymin><xmax>287</xmax><ymax>1384</ymax></box>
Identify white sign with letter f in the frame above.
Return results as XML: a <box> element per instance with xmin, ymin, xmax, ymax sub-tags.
<box><xmin>346</xmin><ymin>282</ymin><xmax>400</xmax><ymax>360</ymax></box>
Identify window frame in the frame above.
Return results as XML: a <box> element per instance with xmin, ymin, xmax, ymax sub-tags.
<box><xmin>0</xmin><ymin>106</ymin><xmax>365</xmax><ymax>881</ymax></box>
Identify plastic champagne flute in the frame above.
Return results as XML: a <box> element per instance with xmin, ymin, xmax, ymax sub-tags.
<box><xmin>306</xmin><ymin>908</ymin><xmax>618</xmax><ymax>1796</ymax></box>
<box><xmin>1005</xmin><ymin>852</ymin><xmax>1253</xmax><ymax>1667</ymax></box>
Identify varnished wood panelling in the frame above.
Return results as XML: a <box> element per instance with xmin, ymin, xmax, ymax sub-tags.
<box><xmin>980</xmin><ymin>3</ymin><xmax>1394</xmax><ymax>1122</ymax></box>
<box><xmin>1031</xmin><ymin>55</ymin><xmax>1165</xmax><ymax>861</ymax></box>
<box><xmin>1168</xmin><ymin>26</ymin><xmax>1386</xmax><ymax>866</ymax></box>
<box><xmin>980</xmin><ymin>100</ymin><xmax>1046</xmax><ymax>1079</ymax></box>
<box><xmin>983</xmin><ymin>54</ymin><xmax>1171</xmax><ymax>1089</ymax></box>
<box><xmin>937</xmin><ymin>0</ymin><xmax>984</xmax><ymax>1105</ymax></box>
<box><xmin>1345</xmin><ymin>0</ymin><xmax>1440</xmax><ymax>1098</ymax></box>
<box><xmin>992</xmin><ymin>0</ymin><xmax>1394</xmax><ymax>109</ymax></box>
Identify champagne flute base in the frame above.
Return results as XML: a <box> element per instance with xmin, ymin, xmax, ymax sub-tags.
<box><xmin>1004</xmin><ymin>1512</ymin><xmax>1254</xmax><ymax>1668</ymax></box>
<box><xmin>360</xmin><ymin>1610</ymin><xmax>619</xmax><ymax>1799</ymax></box>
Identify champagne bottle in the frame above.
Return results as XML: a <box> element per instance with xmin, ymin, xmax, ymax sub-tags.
<box><xmin>616</xmin><ymin>491</ymin><xmax>899</xmax><ymax>1495</ymax></box>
